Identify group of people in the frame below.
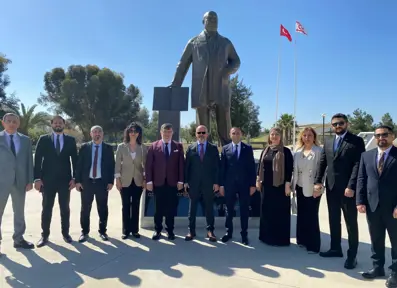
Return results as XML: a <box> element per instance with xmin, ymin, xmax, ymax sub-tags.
<box><xmin>0</xmin><ymin>112</ymin><xmax>396</xmax><ymax>287</ymax></box>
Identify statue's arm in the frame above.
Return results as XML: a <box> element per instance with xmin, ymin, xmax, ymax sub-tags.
<box><xmin>171</xmin><ymin>40</ymin><xmax>193</xmax><ymax>86</ymax></box>
<box><xmin>224</xmin><ymin>42</ymin><xmax>241</xmax><ymax>76</ymax></box>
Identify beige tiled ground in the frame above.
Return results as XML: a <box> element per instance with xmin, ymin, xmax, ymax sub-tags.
<box><xmin>0</xmin><ymin>187</ymin><xmax>388</xmax><ymax>287</ymax></box>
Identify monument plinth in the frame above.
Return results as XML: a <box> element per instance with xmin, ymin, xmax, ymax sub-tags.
<box><xmin>152</xmin><ymin>86</ymin><xmax>189</xmax><ymax>141</ymax></box>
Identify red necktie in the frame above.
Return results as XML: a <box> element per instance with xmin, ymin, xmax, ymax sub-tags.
<box><xmin>200</xmin><ymin>143</ymin><xmax>204</xmax><ymax>162</ymax></box>
<box><xmin>93</xmin><ymin>145</ymin><xmax>99</xmax><ymax>178</ymax></box>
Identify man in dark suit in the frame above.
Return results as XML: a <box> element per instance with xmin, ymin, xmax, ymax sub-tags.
<box><xmin>315</xmin><ymin>113</ymin><xmax>365</xmax><ymax>269</ymax></box>
<box><xmin>145</xmin><ymin>123</ymin><xmax>184</xmax><ymax>240</ymax></box>
<box><xmin>357</xmin><ymin>125</ymin><xmax>397</xmax><ymax>287</ymax></box>
<box><xmin>34</xmin><ymin>116</ymin><xmax>78</xmax><ymax>247</ymax></box>
<box><xmin>219</xmin><ymin>127</ymin><xmax>256</xmax><ymax>245</ymax></box>
<box><xmin>75</xmin><ymin>125</ymin><xmax>115</xmax><ymax>242</ymax></box>
<box><xmin>184</xmin><ymin>125</ymin><xmax>220</xmax><ymax>242</ymax></box>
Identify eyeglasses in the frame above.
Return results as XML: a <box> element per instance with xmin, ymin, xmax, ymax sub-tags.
<box><xmin>129</xmin><ymin>130</ymin><xmax>138</xmax><ymax>134</ymax></box>
<box><xmin>196</xmin><ymin>131</ymin><xmax>206</xmax><ymax>135</ymax></box>
<box><xmin>375</xmin><ymin>133</ymin><xmax>389</xmax><ymax>139</ymax></box>
<box><xmin>332</xmin><ymin>121</ymin><xmax>345</xmax><ymax>127</ymax></box>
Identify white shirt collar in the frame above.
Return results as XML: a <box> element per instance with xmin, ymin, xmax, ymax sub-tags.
<box><xmin>378</xmin><ymin>145</ymin><xmax>393</xmax><ymax>155</ymax></box>
<box><xmin>4</xmin><ymin>131</ymin><xmax>17</xmax><ymax>137</ymax></box>
<box><xmin>336</xmin><ymin>131</ymin><xmax>347</xmax><ymax>139</ymax></box>
<box><xmin>232</xmin><ymin>141</ymin><xmax>241</xmax><ymax>146</ymax></box>
<box><xmin>53</xmin><ymin>132</ymin><xmax>63</xmax><ymax>138</ymax></box>
<box><xmin>161</xmin><ymin>139</ymin><xmax>171</xmax><ymax>145</ymax></box>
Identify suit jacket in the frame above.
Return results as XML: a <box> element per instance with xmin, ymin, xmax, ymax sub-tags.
<box><xmin>75</xmin><ymin>141</ymin><xmax>115</xmax><ymax>185</ymax></box>
<box><xmin>34</xmin><ymin>133</ymin><xmax>78</xmax><ymax>187</ymax></box>
<box><xmin>219</xmin><ymin>142</ymin><xmax>256</xmax><ymax>190</ymax></box>
<box><xmin>184</xmin><ymin>141</ymin><xmax>220</xmax><ymax>190</ymax></box>
<box><xmin>315</xmin><ymin>131</ymin><xmax>365</xmax><ymax>192</ymax></box>
<box><xmin>292</xmin><ymin>145</ymin><xmax>323</xmax><ymax>197</ymax></box>
<box><xmin>145</xmin><ymin>140</ymin><xmax>184</xmax><ymax>187</ymax></box>
<box><xmin>115</xmin><ymin>143</ymin><xmax>148</xmax><ymax>187</ymax></box>
<box><xmin>357</xmin><ymin>146</ymin><xmax>397</xmax><ymax>212</ymax></box>
<box><xmin>0</xmin><ymin>130</ymin><xmax>33</xmax><ymax>191</ymax></box>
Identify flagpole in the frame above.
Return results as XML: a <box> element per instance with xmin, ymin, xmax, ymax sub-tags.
<box><xmin>275</xmin><ymin>35</ymin><xmax>282</xmax><ymax>124</ymax></box>
<box><xmin>292</xmin><ymin>36</ymin><xmax>297</xmax><ymax>150</ymax></box>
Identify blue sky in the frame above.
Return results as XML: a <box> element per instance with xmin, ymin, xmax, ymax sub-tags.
<box><xmin>3</xmin><ymin>0</ymin><xmax>397</xmax><ymax>129</ymax></box>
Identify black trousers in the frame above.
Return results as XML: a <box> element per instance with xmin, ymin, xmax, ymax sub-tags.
<box><xmin>225</xmin><ymin>183</ymin><xmax>250</xmax><ymax>237</ymax></box>
<box><xmin>367</xmin><ymin>204</ymin><xmax>397</xmax><ymax>271</ymax></box>
<box><xmin>326</xmin><ymin>187</ymin><xmax>359</xmax><ymax>258</ymax></box>
<box><xmin>41</xmin><ymin>182</ymin><xmax>70</xmax><ymax>237</ymax></box>
<box><xmin>188</xmin><ymin>184</ymin><xmax>215</xmax><ymax>233</ymax></box>
<box><xmin>153</xmin><ymin>183</ymin><xmax>178</xmax><ymax>233</ymax></box>
<box><xmin>296</xmin><ymin>185</ymin><xmax>321</xmax><ymax>253</ymax></box>
<box><xmin>80</xmin><ymin>179</ymin><xmax>109</xmax><ymax>235</ymax></box>
<box><xmin>121</xmin><ymin>180</ymin><xmax>143</xmax><ymax>235</ymax></box>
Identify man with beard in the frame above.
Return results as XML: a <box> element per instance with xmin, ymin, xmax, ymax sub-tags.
<box><xmin>34</xmin><ymin>115</ymin><xmax>78</xmax><ymax>246</ymax></box>
<box><xmin>315</xmin><ymin>113</ymin><xmax>365</xmax><ymax>269</ymax></box>
<box><xmin>75</xmin><ymin>126</ymin><xmax>115</xmax><ymax>242</ymax></box>
<box><xmin>357</xmin><ymin>126</ymin><xmax>397</xmax><ymax>287</ymax></box>
<box><xmin>184</xmin><ymin>125</ymin><xmax>220</xmax><ymax>242</ymax></box>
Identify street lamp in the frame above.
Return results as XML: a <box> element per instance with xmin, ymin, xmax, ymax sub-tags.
<box><xmin>321</xmin><ymin>114</ymin><xmax>326</xmax><ymax>144</ymax></box>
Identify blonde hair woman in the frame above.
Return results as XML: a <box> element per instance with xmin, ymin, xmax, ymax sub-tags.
<box><xmin>291</xmin><ymin>127</ymin><xmax>323</xmax><ymax>253</ymax></box>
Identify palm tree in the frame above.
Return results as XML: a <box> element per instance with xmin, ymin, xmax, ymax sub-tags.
<box><xmin>15</xmin><ymin>103</ymin><xmax>51</xmax><ymax>135</ymax></box>
<box><xmin>276</xmin><ymin>113</ymin><xmax>295</xmax><ymax>145</ymax></box>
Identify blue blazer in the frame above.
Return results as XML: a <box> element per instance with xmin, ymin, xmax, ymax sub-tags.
<box><xmin>356</xmin><ymin>146</ymin><xmax>397</xmax><ymax>213</ymax></box>
<box><xmin>219</xmin><ymin>142</ymin><xmax>256</xmax><ymax>189</ymax></box>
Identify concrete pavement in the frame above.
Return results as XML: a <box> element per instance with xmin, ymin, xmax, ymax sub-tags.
<box><xmin>0</xmin><ymin>187</ymin><xmax>388</xmax><ymax>287</ymax></box>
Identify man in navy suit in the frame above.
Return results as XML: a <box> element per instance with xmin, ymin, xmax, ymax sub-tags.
<box><xmin>357</xmin><ymin>125</ymin><xmax>397</xmax><ymax>287</ymax></box>
<box><xmin>219</xmin><ymin>127</ymin><xmax>256</xmax><ymax>245</ymax></box>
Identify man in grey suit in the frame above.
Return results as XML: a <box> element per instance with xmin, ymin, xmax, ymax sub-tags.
<box><xmin>0</xmin><ymin>113</ymin><xmax>34</xmax><ymax>253</ymax></box>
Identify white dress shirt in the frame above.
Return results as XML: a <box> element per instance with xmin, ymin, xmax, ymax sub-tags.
<box><xmin>4</xmin><ymin>131</ymin><xmax>20</xmax><ymax>154</ymax></box>
<box><xmin>377</xmin><ymin>145</ymin><xmax>393</xmax><ymax>165</ymax></box>
<box><xmin>52</xmin><ymin>132</ymin><xmax>64</xmax><ymax>151</ymax></box>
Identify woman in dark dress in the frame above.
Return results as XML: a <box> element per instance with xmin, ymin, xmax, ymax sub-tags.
<box><xmin>256</xmin><ymin>127</ymin><xmax>293</xmax><ymax>246</ymax></box>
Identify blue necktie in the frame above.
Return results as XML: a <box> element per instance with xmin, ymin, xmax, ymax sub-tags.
<box><xmin>10</xmin><ymin>134</ymin><xmax>16</xmax><ymax>156</ymax></box>
<box><xmin>165</xmin><ymin>143</ymin><xmax>169</xmax><ymax>161</ymax></box>
<box><xmin>234</xmin><ymin>144</ymin><xmax>239</xmax><ymax>159</ymax></box>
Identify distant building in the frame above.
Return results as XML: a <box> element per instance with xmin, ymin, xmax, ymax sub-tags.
<box><xmin>297</xmin><ymin>123</ymin><xmax>334</xmax><ymax>142</ymax></box>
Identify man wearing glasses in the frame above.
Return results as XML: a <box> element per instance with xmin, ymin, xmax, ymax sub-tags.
<box><xmin>314</xmin><ymin>113</ymin><xmax>365</xmax><ymax>269</ymax></box>
<box><xmin>357</xmin><ymin>126</ymin><xmax>397</xmax><ymax>287</ymax></box>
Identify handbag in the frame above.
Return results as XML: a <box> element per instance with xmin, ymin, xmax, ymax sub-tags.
<box><xmin>291</xmin><ymin>192</ymin><xmax>297</xmax><ymax>214</ymax></box>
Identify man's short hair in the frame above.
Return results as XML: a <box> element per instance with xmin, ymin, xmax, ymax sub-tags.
<box><xmin>376</xmin><ymin>125</ymin><xmax>394</xmax><ymax>134</ymax></box>
<box><xmin>161</xmin><ymin>123</ymin><xmax>173</xmax><ymax>130</ymax></box>
<box><xmin>51</xmin><ymin>115</ymin><xmax>65</xmax><ymax>124</ymax></box>
<box><xmin>331</xmin><ymin>113</ymin><xmax>348</xmax><ymax>122</ymax></box>
<box><xmin>90</xmin><ymin>125</ymin><xmax>103</xmax><ymax>132</ymax></box>
<box><xmin>2</xmin><ymin>113</ymin><xmax>19</xmax><ymax>121</ymax></box>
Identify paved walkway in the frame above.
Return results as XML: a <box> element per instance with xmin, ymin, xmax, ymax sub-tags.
<box><xmin>0</xmin><ymin>188</ymin><xmax>388</xmax><ymax>287</ymax></box>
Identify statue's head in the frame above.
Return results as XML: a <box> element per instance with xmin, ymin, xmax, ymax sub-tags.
<box><xmin>202</xmin><ymin>11</ymin><xmax>218</xmax><ymax>32</ymax></box>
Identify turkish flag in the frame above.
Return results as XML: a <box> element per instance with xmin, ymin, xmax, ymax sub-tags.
<box><xmin>280</xmin><ymin>24</ymin><xmax>292</xmax><ymax>42</ymax></box>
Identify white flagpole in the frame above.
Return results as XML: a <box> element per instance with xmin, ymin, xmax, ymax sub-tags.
<box><xmin>275</xmin><ymin>35</ymin><xmax>282</xmax><ymax>124</ymax></box>
<box><xmin>292</xmin><ymin>36</ymin><xmax>297</xmax><ymax>150</ymax></box>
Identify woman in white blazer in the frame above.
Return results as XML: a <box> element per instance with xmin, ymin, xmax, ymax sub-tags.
<box><xmin>115</xmin><ymin>122</ymin><xmax>147</xmax><ymax>240</ymax></box>
<box><xmin>291</xmin><ymin>127</ymin><xmax>323</xmax><ymax>253</ymax></box>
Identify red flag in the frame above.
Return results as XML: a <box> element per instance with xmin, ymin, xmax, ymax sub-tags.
<box><xmin>295</xmin><ymin>21</ymin><xmax>307</xmax><ymax>35</ymax></box>
<box><xmin>280</xmin><ymin>25</ymin><xmax>292</xmax><ymax>42</ymax></box>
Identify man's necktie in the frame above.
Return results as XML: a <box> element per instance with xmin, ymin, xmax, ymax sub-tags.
<box><xmin>56</xmin><ymin>135</ymin><xmax>61</xmax><ymax>155</ymax></box>
<box><xmin>165</xmin><ymin>143</ymin><xmax>170</xmax><ymax>161</ymax></box>
<box><xmin>199</xmin><ymin>143</ymin><xmax>204</xmax><ymax>162</ymax></box>
<box><xmin>334</xmin><ymin>137</ymin><xmax>342</xmax><ymax>153</ymax></box>
<box><xmin>93</xmin><ymin>145</ymin><xmax>99</xmax><ymax>178</ymax></box>
<box><xmin>378</xmin><ymin>152</ymin><xmax>385</xmax><ymax>174</ymax></box>
<box><xmin>234</xmin><ymin>144</ymin><xmax>239</xmax><ymax>159</ymax></box>
<box><xmin>10</xmin><ymin>134</ymin><xmax>16</xmax><ymax>156</ymax></box>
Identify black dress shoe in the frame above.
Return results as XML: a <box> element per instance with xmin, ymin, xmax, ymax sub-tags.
<box><xmin>167</xmin><ymin>233</ymin><xmax>175</xmax><ymax>240</ymax></box>
<box><xmin>14</xmin><ymin>239</ymin><xmax>34</xmax><ymax>249</ymax></box>
<box><xmin>221</xmin><ymin>234</ymin><xmax>232</xmax><ymax>243</ymax></box>
<box><xmin>344</xmin><ymin>257</ymin><xmax>357</xmax><ymax>269</ymax></box>
<box><xmin>78</xmin><ymin>234</ymin><xmax>88</xmax><ymax>243</ymax></box>
<box><xmin>319</xmin><ymin>249</ymin><xmax>343</xmax><ymax>258</ymax></box>
<box><xmin>386</xmin><ymin>272</ymin><xmax>397</xmax><ymax>288</ymax></box>
<box><xmin>132</xmin><ymin>233</ymin><xmax>141</xmax><ymax>239</ymax></box>
<box><xmin>207</xmin><ymin>231</ymin><xmax>217</xmax><ymax>242</ymax></box>
<box><xmin>242</xmin><ymin>236</ymin><xmax>249</xmax><ymax>245</ymax></box>
<box><xmin>152</xmin><ymin>232</ymin><xmax>161</xmax><ymax>240</ymax></box>
<box><xmin>99</xmin><ymin>233</ymin><xmax>109</xmax><ymax>241</ymax></box>
<box><xmin>362</xmin><ymin>267</ymin><xmax>385</xmax><ymax>279</ymax></box>
<box><xmin>121</xmin><ymin>234</ymin><xmax>129</xmax><ymax>240</ymax></box>
<box><xmin>63</xmin><ymin>235</ymin><xmax>73</xmax><ymax>243</ymax></box>
<box><xmin>185</xmin><ymin>233</ymin><xmax>195</xmax><ymax>241</ymax></box>
<box><xmin>37</xmin><ymin>237</ymin><xmax>48</xmax><ymax>248</ymax></box>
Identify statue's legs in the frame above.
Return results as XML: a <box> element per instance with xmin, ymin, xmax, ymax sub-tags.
<box><xmin>195</xmin><ymin>106</ymin><xmax>210</xmax><ymax>130</ymax></box>
<box><xmin>214</xmin><ymin>105</ymin><xmax>232</xmax><ymax>146</ymax></box>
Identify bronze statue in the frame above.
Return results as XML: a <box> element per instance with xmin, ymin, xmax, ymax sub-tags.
<box><xmin>171</xmin><ymin>11</ymin><xmax>240</xmax><ymax>146</ymax></box>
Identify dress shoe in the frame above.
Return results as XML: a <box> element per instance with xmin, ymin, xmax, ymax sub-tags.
<box><xmin>362</xmin><ymin>267</ymin><xmax>385</xmax><ymax>279</ymax></box>
<box><xmin>78</xmin><ymin>234</ymin><xmax>88</xmax><ymax>243</ymax></box>
<box><xmin>185</xmin><ymin>232</ymin><xmax>196</xmax><ymax>241</ymax></box>
<box><xmin>152</xmin><ymin>232</ymin><xmax>161</xmax><ymax>240</ymax></box>
<box><xmin>242</xmin><ymin>236</ymin><xmax>249</xmax><ymax>245</ymax></box>
<box><xmin>121</xmin><ymin>234</ymin><xmax>129</xmax><ymax>240</ymax></box>
<box><xmin>14</xmin><ymin>239</ymin><xmax>34</xmax><ymax>249</ymax></box>
<box><xmin>132</xmin><ymin>233</ymin><xmax>141</xmax><ymax>239</ymax></box>
<box><xmin>99</xmin><ymin>233</ymin><xmax>109</xmax><ymax>241</ymax></box>
<box><xmin>221</xmin><ymin>234</ymin><xmax>232</xmax><ymax>243</ymax></box>
<box><xmin>344</xmin><ymin>257</ymin><xmax>357</xmax><ymax>269</ymax></box>
<box><xmin>319</xmin><ymin>249</ymin><xmax>343</xmax><ymax>258</ymax></box>
<box><xmin>207</xmin><ymin>231</ymin><xmax>217</xmax><ymax>242</ymax></box>
<box><xmin>37</xmin><ymin>237</ymin><xmax>49</xmax><ymax>248</ymax></box>
<box><xmin>167</xmin><ymin>233</ymin><xmax>175</xmax><ymax>240</ymax></box>
<box><xmin>63</xmin><ymin>235</ymin><xmax>73</xmax><ymax>243</ymax></box>
<box><xmin>386</xmin><ymin>271</ymin><xmax>397</xmax><ymax>288</ymax></box>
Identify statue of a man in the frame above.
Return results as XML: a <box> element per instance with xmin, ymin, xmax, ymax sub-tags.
<box><xmin>171</xmin><ymin>11</ymin><xmax>240</xmax><ymax>146</ymax></box>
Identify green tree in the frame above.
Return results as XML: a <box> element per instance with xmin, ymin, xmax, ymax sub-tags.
<box><xmin>347</xmin><ymin>108</ymin><xmax>374</xmax><ymax>135</ymax></box>
<box><xmin>136</xmin><ymin>107</ymin><xmax>150</xmax><ymax>127</ymax></box>
<box><xmin>376</xmin><ymin>112</ymin><xmax>395</xmax><ymax>131</ymax></box>
<box><xmin>230</xmin><ymin>75</ymin><xmax>261</xmax><ymax>137</ymax></box>
<box><xmin>276</xmin><ymin>113</ymin><xmax>296</xmax><ymax>145</ymax></box>
<box><xmin>15</xmin><ymin>103</ymin><xmax>51</xmax><ymax>136</ymax></box>
<box><xmin>144</xmin><ymin>111</ymin><xmax>158</xmax><ymax>142</ymax></box>
<box><xmin>180</xmin><ymin>122</ymin><xmax>196</xmax><ymax>143</ymax></box>
<box><xmin>0</xmin><ymin>54</ymin><xmax>19</xmax><ymax>118</ymax></box>
<box><xmin>38</xmin><ymin>65</ymin><xmax>142</xmax><ymax>140</ymax></box>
